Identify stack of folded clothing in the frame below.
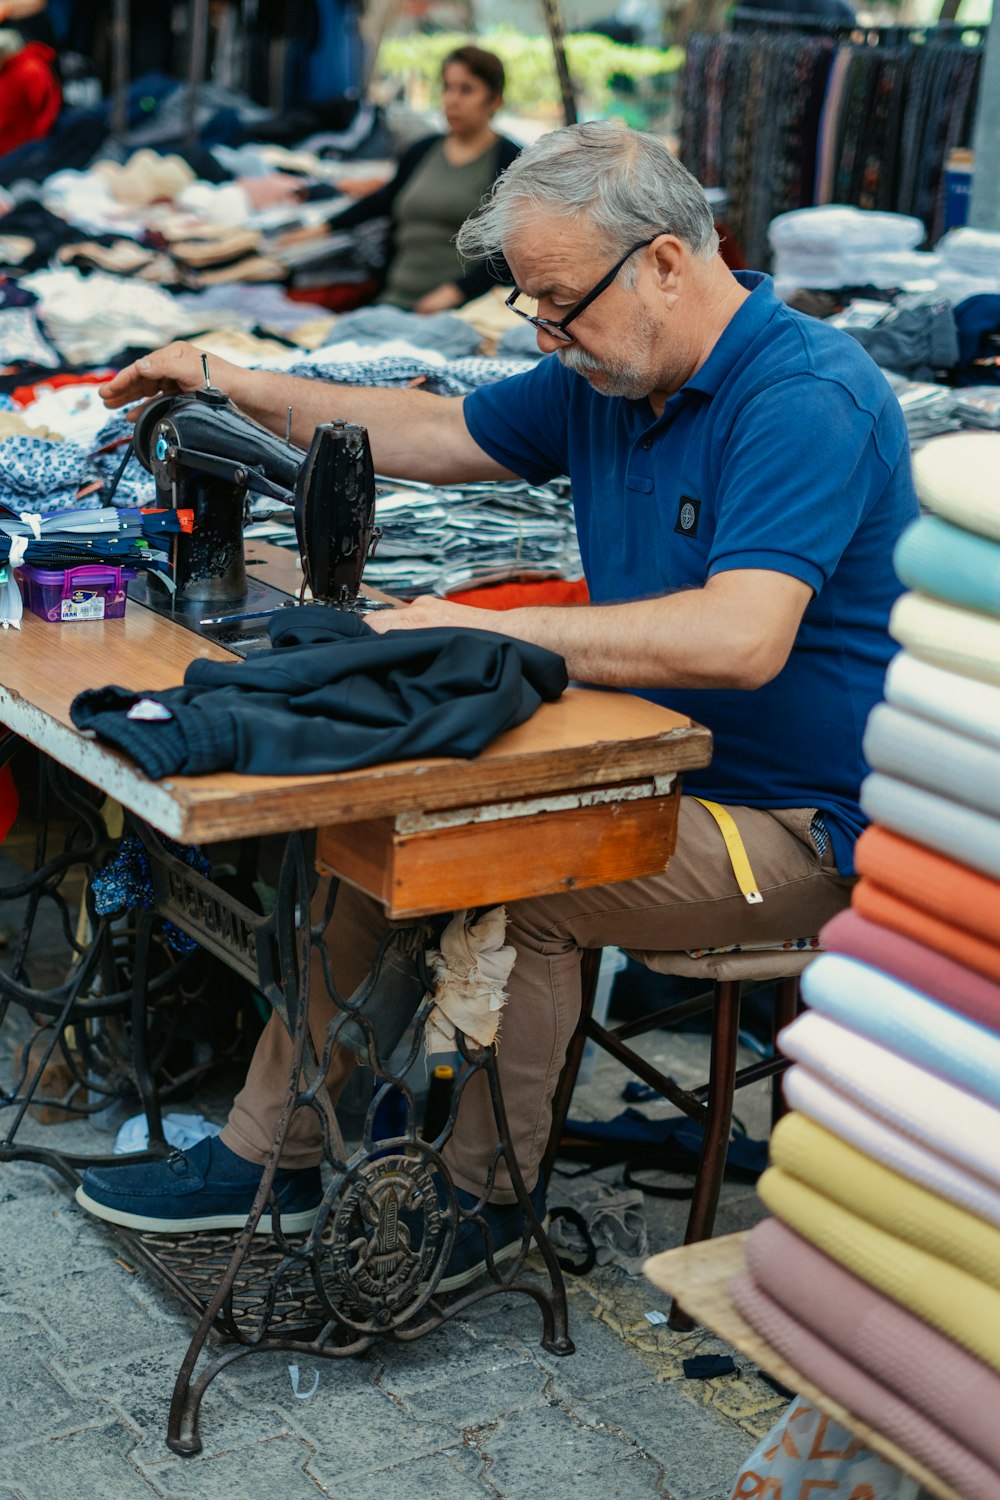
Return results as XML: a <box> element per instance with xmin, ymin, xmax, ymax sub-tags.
<box><xmin>891</xmin><ymin>379</ymin><xmax>961</xmax><ymax>446</ymax></box>
<box><xmin>728</xmin><ymin>428</ymin><xmax>1000</xmax><ymax>1500</ymax></box>
<box><xmin>247</xmin><ymin>474</ymin><xmax>581</xmax><ymax>598</ymax></box>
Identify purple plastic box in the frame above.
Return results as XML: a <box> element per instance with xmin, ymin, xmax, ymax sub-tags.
<box><xmin>17</xmin><ymin>563</ymin><xmax>136</xmax><ymax>623</ymax></box>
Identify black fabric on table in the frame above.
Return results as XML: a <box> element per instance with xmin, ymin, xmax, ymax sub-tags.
<box><xmin>0</xmin><ymin>200</ymin><xmax>90</xmax><ymax>269</ymax></box>
<box><xmin>69</xmin><ymin>606</ymin><xmax>568</xmax><ymax>780</ymax></box>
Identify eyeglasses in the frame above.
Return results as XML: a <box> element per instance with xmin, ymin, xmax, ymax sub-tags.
<box><xmin>504</xmin><ymin>233</ymin><xmax>663</xmax><ymax>345</ymax></box>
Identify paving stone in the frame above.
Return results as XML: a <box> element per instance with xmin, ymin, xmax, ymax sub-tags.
<box><xmin>464</xmin><ymin>1287</ymin><xmax>661</xmax><ymax>1402</ymax></box>
<box><xmin>56</xmin><ymin>1332</ymin><xmax>296</xmax><ymax>1458</ymax></box>
<box><xmin>375</xmin><ymin>1317</ymin><xmax>532</xmax><ymax>1397</ymax></box>
<box><xmin>289</xmin><ymin>1375</ymin><xmax>463</xmax><ymax>1487</ymax></box>
<box><xmin>214</xmin><ymin>1342</ymin><xmax>381</xmax><ymax>1408</ymax></box>
<box><xmin>0</xmin><ymin>1337</ymin><xmax>110</xmax><ymax>1451</ymax></box>
<box><xmin>40</xmin><ymin>1265</ymin><xmax>177</xmax><ymax>1379</ymax></box>
<box><xmin>392</xmin><ymin>1356</ymin><xmax>552</xmax><ymax>1428</ymax></box>
<box><xmin>474</xmin><ymin>1398</ymin><xmax>654</xmax><ymax>1495</ymax></box>
<box><xmin>315</xmin><ymin>1446</ymin><xmax>493</xmax><ymax>1500</ymax></box>
<box><xmin>142</xmin><ymin>1435</ymin><xmax>328</xmax><ymax>1500</ymax></box>
<box><xmin>527</xmin><ymin>1454</ymin><xmax>670</xmax><ymax>1500</ymax></box>
<box><xmin>577</xmin><ymin>1380</ymin><xmax>755</xmax><ymax>1500</ymax></box>
<box><xmin>5</xmin><ymin>1422</ymin><xmax>161</xmax><ymax>1500</ymax></box>
<box><xmin>0</xmin><ymin>1308</ymin><xmax>62</xmax><ymax>1351</ymax></box>
<box><xmin>0</xmin><ymin>1191</ymin><xmax>106</xmax><ymax>1296</ymax></box>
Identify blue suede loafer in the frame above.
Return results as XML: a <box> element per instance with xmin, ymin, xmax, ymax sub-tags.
<box><xmin>436</xmin><ymin>1177</ymin><xmax>548</xmax><ymax>1293</ymax></box>
<box><xmin>75</xmin><ymin>1134</ymin><xmax>322</xmax><ymax>1234</ymax></box>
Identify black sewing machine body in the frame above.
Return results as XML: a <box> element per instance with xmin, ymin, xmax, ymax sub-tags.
<box><xmin>129</xmin><ymin>381</ymin><xmax>381</xmax><ymax>653</ymax></box>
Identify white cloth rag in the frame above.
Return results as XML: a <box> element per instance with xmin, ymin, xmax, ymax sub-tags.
<box><xmin>424</xmin><ymin>906</ymin><xmax>515</xmax><ymax>1055</ymax></box>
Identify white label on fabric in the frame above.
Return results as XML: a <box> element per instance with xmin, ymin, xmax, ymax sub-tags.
<box><xmin>61</xmin><ymin>591</ymin><xmax>105</xmax><ymax>621</ymax></box>
<box><xmin>127</xmin><ymin>699</ymin><xmax>173</xmax><ymax>722</ymax></box>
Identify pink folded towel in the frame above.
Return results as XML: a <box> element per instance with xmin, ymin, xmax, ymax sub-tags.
<box><xmin>746</xmin><ymin>1216</ymin><xmax>1000</xmax><ymax>1471</ymax></box>
<box><xmin>730</xmin><ymin>1269</ymin><xmax>1000</xmax><ymax>1500</ymax></box>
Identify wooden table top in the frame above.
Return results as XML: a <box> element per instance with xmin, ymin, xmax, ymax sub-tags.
<box><xmin>2</xmin><ymin>548</ymin><xmax>712</xmax><ymax>843</ymax></box>
<box><xmin>644</xmin><ymin>1234</ymin><xmax>961</xmax><ymax>1500</ymax></box>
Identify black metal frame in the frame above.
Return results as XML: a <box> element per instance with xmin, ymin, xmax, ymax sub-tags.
<box><xmin>0</xmin><ymin>749</ymin><xmax>216</xmax><ymax>1181</ymax></box>
<box><xmin>1</xmin><ymin>747</ymin><xmax>575</xmax><ymax>1452</ymax></box>
<box><xmin>110</xmin><ymin>819</ymin><xmax>574</xmax><ymax>1456</ymax></box>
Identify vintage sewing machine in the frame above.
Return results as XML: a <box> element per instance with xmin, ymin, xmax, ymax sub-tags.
<box><xmin>127</xmin><ymin>361</ymin><xmax>381</xmax><ymax>654</ymax></box>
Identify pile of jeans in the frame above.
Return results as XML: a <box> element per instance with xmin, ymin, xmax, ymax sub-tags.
<box><xmin>249</xmin><ymin>474</ymin><xmax>582</xmax><ymax>598</ymax></box>
<box><xmin>885</xmin><ymin>377</ymin><xmax>961</xmax><ymax>446</ymax></box>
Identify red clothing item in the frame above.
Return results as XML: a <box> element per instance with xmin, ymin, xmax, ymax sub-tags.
<box><xmin>0</xmin><ymin>42</ymin><xmax>61</xmax><ymax>157</ymax></box>
<box><xmin>447</xmin><ymin>578</ymin><xmax>589</xmax><ymax>610</ymax></box>
<box><xmin>0</xmin><ymin>763</ymin><xmax>17</xmax><ymax>845</ymax></box>
<box><xmin>12</xmin><ymin>370</ymin><xmax>116</xmax><ymax>407</ymax></box>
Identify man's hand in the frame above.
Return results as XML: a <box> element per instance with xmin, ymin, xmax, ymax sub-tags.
<box><xmin>366</xmin><ymin>595</ymin><xmax>504</xmax><ymax>635</ymax></box>
<box><xmin>98</xmin><ymin>342</ymin><xmax>243</xmax><ymax>416</ymax></box>
<box><xmin>366</xmin><ymin>569</ymin><xmax>813</xmax><ymax>691</ymax></box>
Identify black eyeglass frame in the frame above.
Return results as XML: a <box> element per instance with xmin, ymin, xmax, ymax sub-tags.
<box><xmin>504</xmin><ymin>232</ymin><xmax>664</xmax><ymax>344</ymax></box>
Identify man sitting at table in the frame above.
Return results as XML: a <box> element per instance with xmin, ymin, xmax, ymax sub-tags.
<box><xmin>76</xmin><ymin>122</ymin><xmax>917</xmax><ymax>1288</ymax></box>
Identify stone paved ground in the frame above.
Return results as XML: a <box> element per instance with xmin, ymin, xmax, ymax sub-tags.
<box><xmin>0</xmin><ymin>842</ymin><xmax>785</xmax><ymax>1500</ymax></box>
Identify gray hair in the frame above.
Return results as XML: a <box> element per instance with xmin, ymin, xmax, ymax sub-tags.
<box><xmin>456</xmin><ymin>121</ymin><xmax>719</xmax><ymax>274</ymax></box>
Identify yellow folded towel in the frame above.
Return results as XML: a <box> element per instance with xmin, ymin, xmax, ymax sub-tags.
<box><xmin>758</xmin><ymin>1165</ymin><xmax>1000</xmax><ymax>1376</ymax></box>
<box><xmin>770</xmin><ymin>1110</ymin><xmax>1000</xmax><ymax>1292</ymax></box>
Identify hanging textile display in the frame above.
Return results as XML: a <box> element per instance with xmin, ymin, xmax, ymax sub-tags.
<box><xmin>680</xmin><ymin>27</ymin><xmax>983</xmax><ymax>270</ymax></box>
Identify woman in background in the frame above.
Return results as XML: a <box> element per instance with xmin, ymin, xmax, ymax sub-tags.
<box><xmin>335</xmin><ymin>44</ymin><xmax>520</xmax><ymax>314</ymax></box>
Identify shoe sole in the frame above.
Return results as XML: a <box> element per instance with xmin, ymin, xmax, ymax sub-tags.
<box><xmin>74</xmin><ymin>1185</ymin><xmax>320</xmax><ymax>1235</ymax></box>
<box><xmin>436</xmin><ymin>1213</ymin><xmax>550</xmax><ymax>1294</ymax></box>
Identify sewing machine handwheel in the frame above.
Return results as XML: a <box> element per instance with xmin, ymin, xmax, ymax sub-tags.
<box><xmin>131</xmin><ymin>396</ymin><xmax>179</xmax><ymax>469</ymax></box>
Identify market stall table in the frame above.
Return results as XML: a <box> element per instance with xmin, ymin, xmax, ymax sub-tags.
<box><xmin>0</xmin><ymin>557</ymin><xmax>712</xmax><ymax>1453</ymax></box>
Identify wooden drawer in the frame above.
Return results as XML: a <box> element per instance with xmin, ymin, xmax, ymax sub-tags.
<box><xmin>316</xmin><ymin>781</ymin><xmax>682</xmax><ymax>917</ymax></box>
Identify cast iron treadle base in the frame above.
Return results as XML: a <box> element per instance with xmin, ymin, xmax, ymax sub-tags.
<box><xmin>118</xmin><ymin>1220</ymin><xmax>560</xmax><ymax>1349</ymax></box>
<box><xmin>119</xmin><ymin>1227</ymin><xmax>327</xmax><ymax>1340</ymax></box>
<box><xmin>125</xmin><ymin>823</ymin><xmax>574</xmax><ymax>1459</ymax></box>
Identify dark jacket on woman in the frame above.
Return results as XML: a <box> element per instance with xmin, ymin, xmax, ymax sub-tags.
<box><xmin>331</xmin><ymin>132</ymin><xmax>521</xmax><ymax>303</ymax></box>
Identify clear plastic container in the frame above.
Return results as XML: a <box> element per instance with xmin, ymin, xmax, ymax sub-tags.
<box><xmin>17</xmin><ymin>563</ymin><xmax>135</xmax><ymax>622</ymax></box>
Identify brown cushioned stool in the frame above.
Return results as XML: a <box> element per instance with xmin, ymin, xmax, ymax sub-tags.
<box><xmin>543</xmin><ymin>944</ymin><xmax>816</xmax><ymax>1325</ymax></box>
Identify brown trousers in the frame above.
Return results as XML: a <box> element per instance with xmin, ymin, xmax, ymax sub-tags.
<box><xmin>223</xmin><ymin>798</ymin><xmax>853</xmax><ymax>1202</ymax></box>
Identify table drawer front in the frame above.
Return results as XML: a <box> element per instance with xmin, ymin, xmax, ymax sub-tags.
<box><xmin>317</xmin><ymin>791</ymin><xmax>681</xmax><ymax>918</ymax></box>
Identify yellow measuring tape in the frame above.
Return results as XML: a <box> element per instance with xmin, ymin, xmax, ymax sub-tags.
<box><xmin>691</xmin><ymin>797</ymin><xmax>763</xmax><ymax>904</ymax></box>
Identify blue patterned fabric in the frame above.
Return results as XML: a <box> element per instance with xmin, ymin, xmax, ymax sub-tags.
<box><xmin>91</xmin><ymin>834</ymin><xmax>211</xmax><ymax>954</ymax></box>
<box><xmin>0</xmin><ymin>435</ymin><xmax>101</xmax><ymax>513</ymax></box>
<box><xmin>90</xmin><ymin>417</ymin><xmax>156</xmax><ymax>506</ymax></box>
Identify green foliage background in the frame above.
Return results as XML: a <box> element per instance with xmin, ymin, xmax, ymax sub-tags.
<box><xmin>376</xmin><ymin>27</ymin><xmax>684</xmax><ymax>119</ymax></box>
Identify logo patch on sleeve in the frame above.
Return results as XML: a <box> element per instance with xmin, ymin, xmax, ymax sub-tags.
<box><xmin>674</xmin><ymin>496</ymin><xmax>701</xmax><ymax>536</ymax></box>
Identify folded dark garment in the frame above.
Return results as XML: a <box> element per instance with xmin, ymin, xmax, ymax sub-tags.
<box><xmin>70</xmin><ymin>605</ymin><xmax>568</xmax><ymax>779</ymax></box>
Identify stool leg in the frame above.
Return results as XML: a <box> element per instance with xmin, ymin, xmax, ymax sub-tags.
<box><xmin>540</xmin><ymin>947</ymin><xmax>601</xmax><ymax>1184</ymax></box>
<box><xmin>669</xmin><ymin>977</ymin><xmax>740</xmax><ymax>1330</ymax></box>
<box><xmin>770</xmin><ymin>976</ymin><xmax>800</xmax><ymax>1130</ymax></box>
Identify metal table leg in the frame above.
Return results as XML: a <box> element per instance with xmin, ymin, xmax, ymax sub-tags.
<box><xmin>0</xmin><ymin>754</ymin><xmax>190</xmax><ymax>1177</ymax></box>
<box><xmin>120</xmin><ymin>820</ymin><xmax>573</xmax><ymax>1458</ymax></box>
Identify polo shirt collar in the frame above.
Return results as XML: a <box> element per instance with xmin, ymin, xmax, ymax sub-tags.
<box><xmin>683</xmin><ymin>270</ymin><xmax>782</xmax><ymax>398</ymax></box>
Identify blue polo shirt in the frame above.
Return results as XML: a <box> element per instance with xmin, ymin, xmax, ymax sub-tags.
<box><xmin>464</xmin><ymin>271</ymin><xmax>918</xmax><ymax>874</ymax></box>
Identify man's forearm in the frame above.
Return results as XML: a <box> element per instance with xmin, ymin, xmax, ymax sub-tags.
<box><xmin>489</xmin><ymin>595</ymin><xmax>758</xmax><ymax>689</ymax></box>
<box><xmin>217</xmin><ymin>368</ymin><xmax>473</xmax><ymax>481</ymax></box>
<box><xmin>101</xmin><ymin>340</ymin><xmax>512</xmax><ymax>484</ymax></box>
<box><xmin>378</xmin><ymin>570</ymin><xmax>812</xmax><ymax>690</ymax></box>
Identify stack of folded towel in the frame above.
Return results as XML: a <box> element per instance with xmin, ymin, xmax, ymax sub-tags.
<box><xmin>730</xmin><ymin>429</ymin><xmax>1000</xmax><ymax>1500</ymax></box>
